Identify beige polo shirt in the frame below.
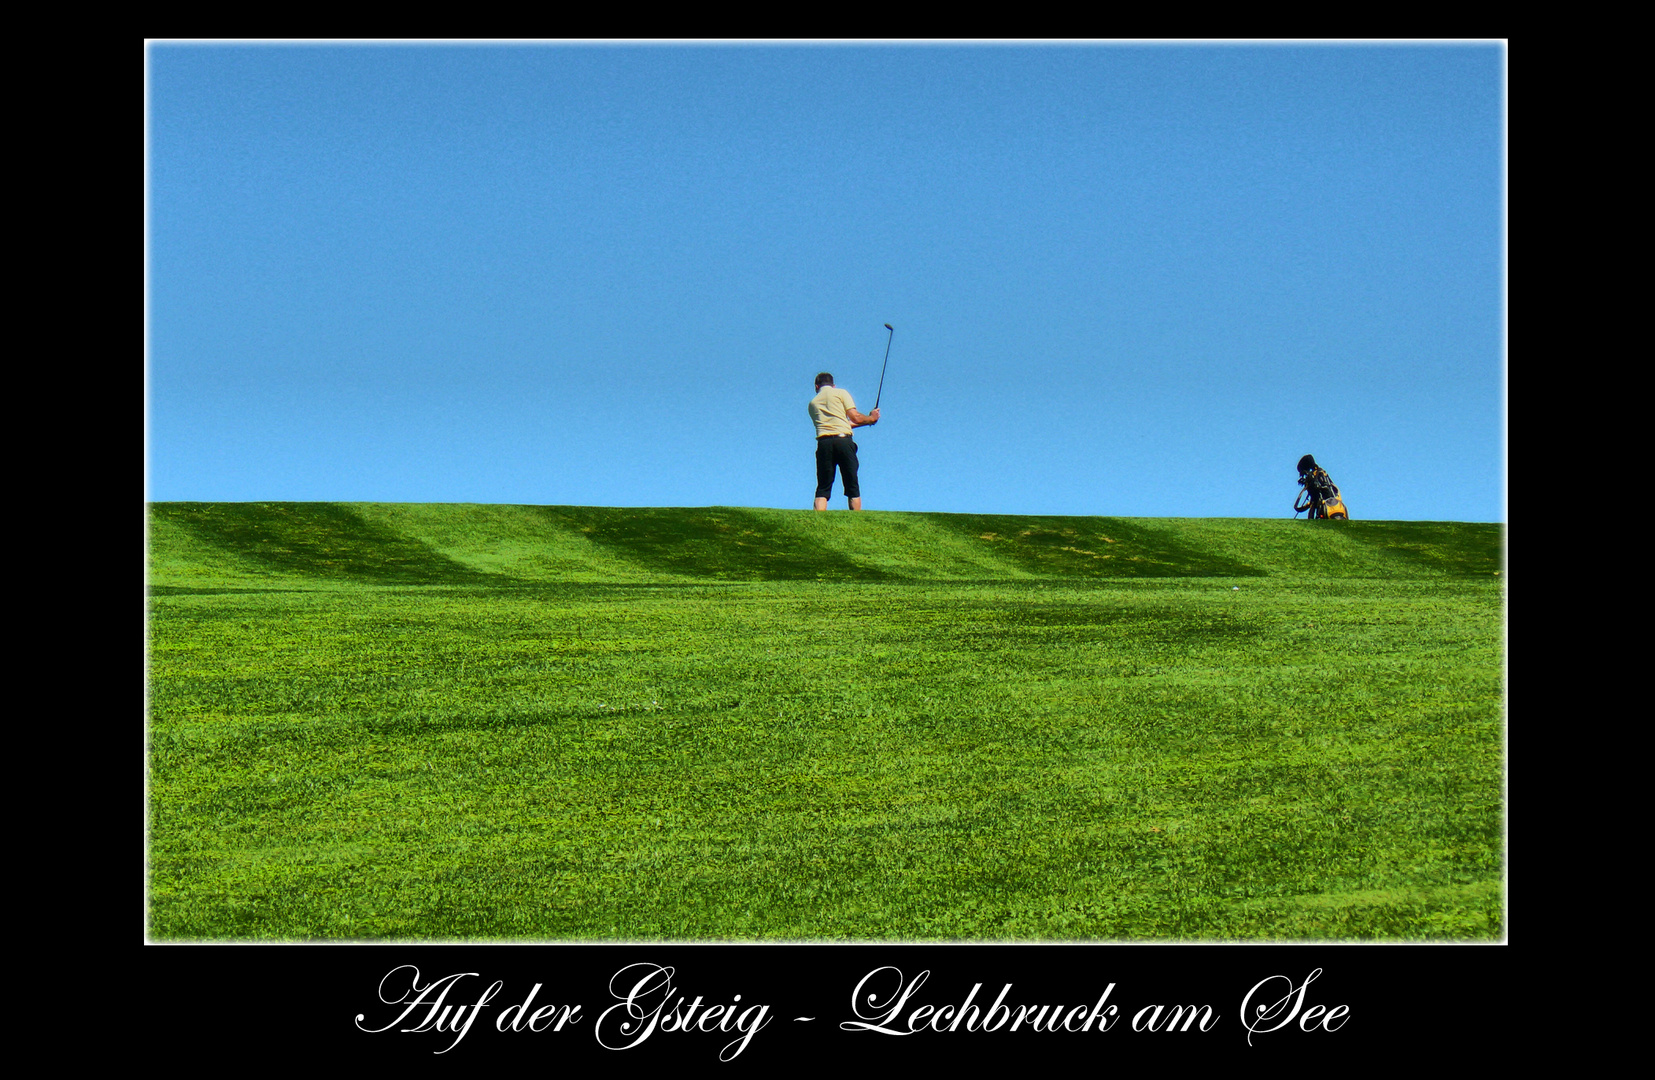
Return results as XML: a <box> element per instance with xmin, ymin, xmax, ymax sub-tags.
<box><xmin>808</xmin><ymin>386</ymin><xmax>857</xmax><ymax>438</ymax></box>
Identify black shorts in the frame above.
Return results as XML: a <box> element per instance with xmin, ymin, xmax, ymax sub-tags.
<box><xmin>815</xmin><ymin>436</ymin><xmax>859</xmax><ymax>499</ymax></box>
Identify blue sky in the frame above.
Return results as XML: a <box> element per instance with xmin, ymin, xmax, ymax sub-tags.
<box><xmin>147</xmin><ymin>43</ymin><xmax>1504</xmax><ymax>522</ymax></box>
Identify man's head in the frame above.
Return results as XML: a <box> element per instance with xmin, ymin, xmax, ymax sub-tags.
<box><xmin>815</xmin><ymin>373</ymin><xmax>835</xmax><ymax>391</ymax></box>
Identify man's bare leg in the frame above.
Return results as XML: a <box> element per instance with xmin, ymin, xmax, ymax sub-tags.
<box><xmin>814</xmin><ymin>497</ymin><xmax>828</xmax><ymax>511</ymax></box>
<box><xmin>849</xmin><ymin>497</ymin><xmax>862</xmax><ymax>511</ymax></box>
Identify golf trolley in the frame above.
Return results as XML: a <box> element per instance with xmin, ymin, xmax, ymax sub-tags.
<box><xmin>1294</xmin><ymin>455</ymin><xmax>1349</xmax><ymax>520</ymax></box>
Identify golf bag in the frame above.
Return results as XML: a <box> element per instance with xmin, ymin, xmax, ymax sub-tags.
<box><xmin>1294</xmin><ymin>454</ymin><xmax>1349</xmax><ymax>520</ymax></box>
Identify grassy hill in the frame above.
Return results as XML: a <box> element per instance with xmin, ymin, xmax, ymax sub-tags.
<box><xmin>149</xmin><ymin>502</ymin><xmax>1501</xmax><ymax>588</ymax></box>
<box><xmin>147</xmin><ymin>504</ymin><xmax>1504</xmax><ymax>941</ymax></box>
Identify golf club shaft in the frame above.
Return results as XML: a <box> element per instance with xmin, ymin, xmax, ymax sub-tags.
<box><xmin>874</xmin><ymin>323</ymin><xmax>893</xmax><ymax>411</ymax></box>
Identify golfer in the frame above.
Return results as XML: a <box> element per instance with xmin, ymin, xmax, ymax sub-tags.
<box><xmin>808</xmin><ymin>372</ymin><xmax>880</xmax><ymax>510</ymax></box>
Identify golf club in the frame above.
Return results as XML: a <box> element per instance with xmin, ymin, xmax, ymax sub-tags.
<box><xmin>874</xmin><ymin>323</ymin><xmax>894</xmax><ymax>412</ymax></box>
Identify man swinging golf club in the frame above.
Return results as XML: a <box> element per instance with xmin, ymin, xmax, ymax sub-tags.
<box><xmin>808</xmin><ymin>371</ymin><xmax>880</xmax><ymax>510</ymax></box>
<box><xmin>809</xmin><ymin>323</ymin><xmax>892</xmax><ymax>510</ymax></box>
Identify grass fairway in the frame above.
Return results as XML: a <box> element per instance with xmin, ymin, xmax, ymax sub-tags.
<box><xmin>147</xmin><ymin>503</ymin><xmax>1504</xmax><ymax>941</ymax></box>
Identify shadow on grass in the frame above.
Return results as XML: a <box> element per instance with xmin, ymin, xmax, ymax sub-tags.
<box><xmin>1335</xmin><ymin>520</ymin><xmax>1503</xmax><ymax>575</ymax></box>
<box><xmin>537</xmin><ymin>505</ymin><xmax>900</xmax><ymax>581</ymax></box>
<box><xmin>920</xmin><ymin>513</ymin><xmax>1267</xmax><ymax>578</ymax></box>
<box><xmin>154</xmin><ymin>503</ymin><xmax>508</xmax><ymax>585</ymax></box>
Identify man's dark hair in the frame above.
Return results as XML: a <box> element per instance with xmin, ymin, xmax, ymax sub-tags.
<box><xmin>815</xmin><ymin>372</ymin><xmax>835</xmax><ymax>390</ymax></box>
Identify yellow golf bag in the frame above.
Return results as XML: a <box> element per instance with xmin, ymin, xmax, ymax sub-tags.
<box><xmin>1295</xmin><ymin>455</ymin><xmax>1349</xmax><ymax>520</ymax></box>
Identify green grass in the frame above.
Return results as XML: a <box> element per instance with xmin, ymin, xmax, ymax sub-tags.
<box><xmin>147</xmin><ymin>503</ymin><xmax>1504</xmax><ymax>941</ymax></box>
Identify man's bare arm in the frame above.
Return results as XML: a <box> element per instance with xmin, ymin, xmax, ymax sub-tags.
<box><xmin>848</xmin><ymin>407</ymin><xmax>881</xmax><ymax>427</ymax></box>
